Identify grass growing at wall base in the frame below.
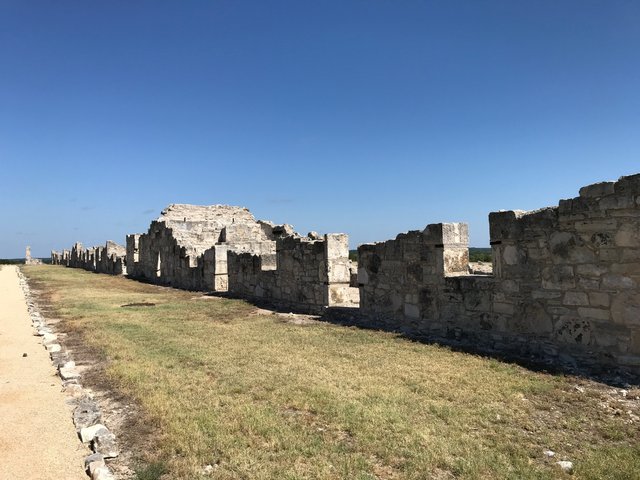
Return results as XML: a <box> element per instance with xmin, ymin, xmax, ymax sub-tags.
<box><xmin>23</xmin><ymin>266</ymin><xmax>640</xmax><ymax>480</ymax></box>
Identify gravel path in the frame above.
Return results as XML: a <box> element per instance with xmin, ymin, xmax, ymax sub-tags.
<box><xmin>0</xmin><ymin>266</ymin><xmax>86</xmax><ymax>480</ymax></box>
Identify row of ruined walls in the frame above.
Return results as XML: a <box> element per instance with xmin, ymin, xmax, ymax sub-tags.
<box><xmin>51</xmin><ymin>241</ymin><xmax>126</xmax><ymax>275</ymax></box>
<box><xmin>53</xmin><ymin>204</ymin><xmax>358</xmax><ymax>313</ymax></box>
<box><xmin>50</xmin><ymin>174</ymin><xmax>640</xmax><ymax>373</ymax></box>
<box><xmin>358</xmin><ymin>174</ymin><xmax>640</xmax><ymax>373</ymax></box>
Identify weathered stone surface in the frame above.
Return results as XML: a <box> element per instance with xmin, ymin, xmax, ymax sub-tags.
<box><xmin>59</xmin><ymin>361</ymin><xmax>80</xmax><ymax>381</ymax></box>
<box><xmin>91</xmin><ymin>465</ymin><xmax>115</xmax><ymax>480</ymax></box>
<box><xmin>53</xmin><ymin>240</ymin><xmax>126</xmax><ymax>275</ymax></box>
<box><xmin>51</xmin><ymin>173</ymin><xmax>640</xmax><ymax>374</ymax></box>
<box><xmin>84</xmin><ymin>453</ymin><xmax>105</xmax><ymax>471</ymax></box>
<box><xmin>125</xmin><ymin>205</ymin><xmax>279</xmax><ymax>292</ymax></box>
<box><xmin>563</xmin><ymin>292</ymin><xmax>589</xmax><ymax>306</ymax></box>
<box><xmin>80</xmin><ymin>423</ymin><xmax>107</xmax><ymax>443</ymax></box>
<box><xmin>93</xmin><ymin>428</ymin><xmax>119</xmax><ymax>458</ymax></box>
<box><xmin>46</xmin><ymin>343</ymin><xmax>62</xmax><ymax>353</ymax></box>
<box><xmin>556</xmin><ymin>460</ymin><xmax>574</xmax><ymax>474</ymax></box>
<box><xmin>24</xmin><ymin>245</ymin><xmax>42</xmax><ymax>265</ymax></box>
<box><xmin>228</xmin><ymin>233</ymin><xmax>358</xmax><ymax>313</ymax></box>
<box><xmin>73</xmin><ymin>397</ymin><xmax>102</xmax><ymax>430</ymax></box>
<box><xmin>358</xmin><ymin>173</ymin><xmax>640</xmax><ymax>373</ymax></box>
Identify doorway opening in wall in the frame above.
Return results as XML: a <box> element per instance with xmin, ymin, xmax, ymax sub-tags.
<box><xmin>156</xmin><ymin>253</ymin><xmax>161</xmax><ymax>278</ymax></box>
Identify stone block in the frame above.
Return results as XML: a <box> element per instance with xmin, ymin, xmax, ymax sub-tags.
<box><xmin>404</xmin><ymin>303</ymin><xmax>420</xmax><ymax>319</ymax></box>
<box><xmin>574</xmin><ymin>218</ymin><xmax>617</xmax><ymax>232</ymax></box>
<box><xmin>589</xmin><ymin>292</ymin><xmax>610</xmax><ymax>308</ymax></box>
<box><xmin>611</xmin><ymin>292</ymin><xmax>640</xmax><ymax>326</ymax></box>
<box><xmin>493</xmin><ymin>302</ymin><xmax>514</xmax><ymax>315</ymax></box>
<box><xmin>576</xmin><ymin>264</ymin><xmax>608</xmax><ymax>277</ymax></box>
<box><xmin>579</xmin><ymin>181</ymin><xmax>615</xmax><ymax>198</ymax></box>
<box><xmin>563</xmin><ymin>292</ymin><xmax>589</xmax><ymax>306</ymax></box>
<box><xmin>602</xmin><ymin>274</ymin><xmax>635</xmax><ymax>290</ymax></box>
<box><xmin>555</xmin><ymin>317</ymin><xmax>592</xmax><ymax>345</ymax></box>
<box><xmin>532</xmin><ymin>290</ymin><xmax>562</xmax><ymax>299</ymax></box>
<box><xmin>577</xmin><ymin>307</ymin><xmax>610</xmax><ymax>321</ymax></box>
<box><xmin>502</xmin><ymin>245</ymin><xmax>520</xmax><ymax>266</ymax></box>
<box><xmin>615</xmin><ymin>224</ymin><xmax>640</xmax><ymax>247</ymax></box>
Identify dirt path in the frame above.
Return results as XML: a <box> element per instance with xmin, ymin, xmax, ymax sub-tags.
<box><xmin>0</xmin><ymin>266</ymin><xmax>86</xmax><ymax>480</ymax></box>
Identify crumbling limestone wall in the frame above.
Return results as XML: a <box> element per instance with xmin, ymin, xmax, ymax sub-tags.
<box><xmin>24</xmin><ymin>246</ymin><xmax>43</xmax><ymax>265</ymax></box>
<box><xmin>358</xmin><ymin>223</ymin><xmax>474</xmax><ymax>331</ymax></box>
<box><xmin>228</xmin><ymin>233</ymin><xmax>358</xmax><ymax>313</ymax></box>
<box><xmin>56</xmin><ymin>241</ymin><xmax>126</xmax><ymax>275</ymax></box>
<box><xmin>96</xmin><ymin>241</ymin><xmax>127</xmax><ymax>275</ymax></box>
<box><xmin>359</xmin><ymin>174</ymin><xmax>640</xmax><ymax>373</ymax></box>
<box><xmin>125</xmin><ymin>204</ymin><xmax>278</xmax><ymax>291</ymax></box>
<box><xmin>50</xmin><ymin>249</ymin><xmax>70</xmax><ymax>266</ymax></box>
<box><xmin>489</xmin><ymin>174</ymin><xmax>640</xmax><ymax>370</ymax></box>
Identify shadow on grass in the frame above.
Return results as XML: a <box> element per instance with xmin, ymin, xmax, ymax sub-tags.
<box><xmin>202</xmin><ymin>290</ymin><xmax>639</xmax><ymax>387</ymax></box>
<box><xmin>320</xmin><ymin>306</ymin><xmax>639</xmax><ymax>388</ymax></box>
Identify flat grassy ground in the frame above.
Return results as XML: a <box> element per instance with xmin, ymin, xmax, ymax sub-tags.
<box><xmin>23</xmin><ymin>266</ymin><xmax>640</xmax><ymax>480</ymax></box>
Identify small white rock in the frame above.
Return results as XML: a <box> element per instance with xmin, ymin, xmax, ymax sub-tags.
<box><xmin>91</xmin><ymin>465</ymin><xmax>115</xmax><ymax>480</ymax></box>
<box><xmin>94</xmin><ymin>428</ymin><xmax>119</xmax><ymax>458</ymax></box>
<box><xmin>43</xmin><ymin>333</ymin><xmax>58</xmax><ymax>344</ymax></box>
<box><xmin>60</xmin><ymin>362</ymin><xmax>80</xmax><ymax>380</ymax></box>
<box><xmin>556</xmin><ymin>460</ymin><xmax>574</xmax><ymax>474</ymax></box>
<box><xmin>46</xmin><ymin>343</ymin><xmax>61</xmax><ymax>353</ymax></box>
<box><xmin>543</xmin><ymin>449</ymin><xmax>555</xmax><ymax>458</ymax></box>
<box><xmin>80</xmin><ymin>424</ymin><xmax>107</xmax><ymax>443</ymax></box>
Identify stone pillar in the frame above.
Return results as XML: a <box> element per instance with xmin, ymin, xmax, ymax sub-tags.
<box><xmin>325</xmin><ymin>234</ymin><xmax>352</xmax><ymax>306</ymax></box>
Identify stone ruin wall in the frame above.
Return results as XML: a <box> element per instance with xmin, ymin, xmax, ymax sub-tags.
<box><xmin>52</xmin><ymin>241</ymin><xmax>126</xmax><ymax>275</ymax></box>
<box><xmin>358</xmin><ymin>173</ymin><xmax>640</xmax><ymax>373</ymax></box>
<box><xmin>125</xmin><ymin>204</ymin><xmax>279</xmax><ymax>291</ymax></box>
<box><xmin>228</xmin><ymin>233</ymin><xmax>358</xmax><ymax>314</ymax></box>
<box><xmin>24</xmin><ymin>245</ymin><xmax>43</xmax><ymax>265</ymax></box>
<box><xmin>48</xmin><ymin>173</ymin><xmax>640</xmax><ymax>373</ymax></box>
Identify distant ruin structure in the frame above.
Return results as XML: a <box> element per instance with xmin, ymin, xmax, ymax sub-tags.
<box><xmin>49</xmin><ymin>173</ymin><xmax>640</xmax><ymax>373</ymax></box>
<box><xmin>125</xmin><ymin>204</ymin><xmax>281</xmax><ymax>291</ymax></box>
<box><xmin>24</xmin><ymin>246</ymin><xmax>42</xmax><ymax>265</ymax></box>
<box><xmin>51</xmin><ymin>241</ymin><xmax>126</xmax><ymax>275</ymax></box>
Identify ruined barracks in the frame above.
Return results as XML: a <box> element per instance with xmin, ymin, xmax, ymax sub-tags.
<box><xmin>52</xmin><ymin>174</ymin><xmax>640</xmax><ymax>374</ymax></box>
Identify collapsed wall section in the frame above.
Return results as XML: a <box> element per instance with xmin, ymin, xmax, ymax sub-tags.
<box><xmin>228</xmin><ymin>233</ymin><xmax>358</xmax><ymax>314</ymax></box>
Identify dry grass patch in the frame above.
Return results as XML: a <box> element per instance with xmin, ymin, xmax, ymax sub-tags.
<box><xmin>23</xmin><ymin>266</ymin><xmax>640</xmax><ymax>480</ymax></box>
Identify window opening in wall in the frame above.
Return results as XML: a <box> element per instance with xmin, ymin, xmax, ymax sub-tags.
<box><xmin>468</xmin><ymin>223</ymin><xmax>494</xmax><ymax>276</ymax></box>
<box><xmin>133</xmin><ymin>237</ymin><xmax>139</xmax><ymax>263</ymax></box>
<box><xmin>156</xmin><ymin>253</ymin><xmax>162</xmax><ymax>278</ymax></box>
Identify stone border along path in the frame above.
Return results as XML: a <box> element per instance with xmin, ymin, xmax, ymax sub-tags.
<box><xmin>15</xmin><ymin>267</ymin><xmax>123</xmax><ymax>480</ymax></box>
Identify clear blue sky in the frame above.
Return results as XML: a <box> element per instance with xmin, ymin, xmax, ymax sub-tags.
<box><xmin>1</xmin><ymin>1</ymin><xmax>639</xmax><ymax>258</ymax></box>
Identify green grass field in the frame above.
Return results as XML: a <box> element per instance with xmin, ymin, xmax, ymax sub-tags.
<box><xmin>23</xmin><ymin>266</ymin><xmax>640</xmax><ymax>480</ymax></box>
